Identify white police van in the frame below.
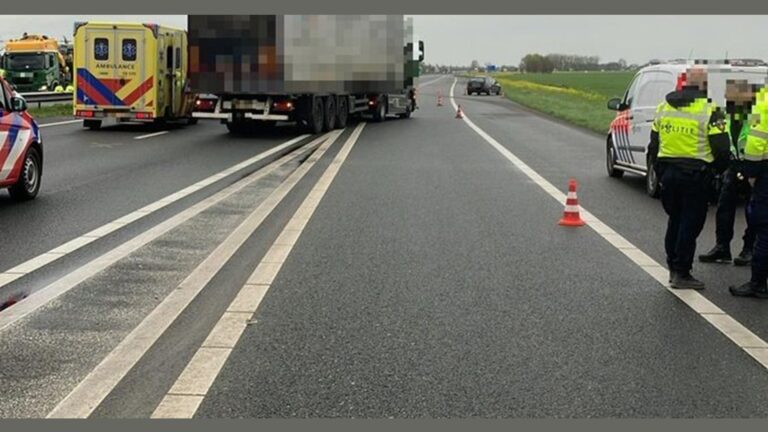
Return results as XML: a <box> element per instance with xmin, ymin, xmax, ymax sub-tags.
<box><xmin>605</xmin><ymin>60</ymin><xmax>768</xmax><ymax>197</ymax></box>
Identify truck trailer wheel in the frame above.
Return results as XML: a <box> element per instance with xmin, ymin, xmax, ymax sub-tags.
<box><xmin>84</xmin><ymin>119</ymin><xmax>102</xmax><ymax>130</ymax></box>
<box><xmin>323</xmin><ymin>96</ymin><xmax>337</xmax><ymax>132</ymax></box>
<box><xmin>308</xmin><ymin>97</ymin><xmax>325</xmax><ymax>134</ymax></box>
<box><xmin>336</xmin><ymin>96</ymin><xmax>349</xmax><ymax>129</ymax></box>
<box><xmin>373</xmin><ymin>96</ymin><xmax>386</xmax><ymax>122</ymax></box>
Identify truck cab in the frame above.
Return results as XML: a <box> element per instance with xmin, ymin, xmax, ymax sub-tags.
<box><xmin>1</xmin><ymin>34</ymin><xmax>70</xmax><ymax>92</ymax></box>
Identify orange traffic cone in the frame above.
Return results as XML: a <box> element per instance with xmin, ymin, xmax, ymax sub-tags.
<box><xmin>559</xmin><ymin>179</ymin><xmax>586</xmax><ymax>227</ymax></box>
<box><xmin>437</xmin><ymin>91</ymin><xmax>444</xmax><ymax>107</ymax></box>
<box><xmin>455</xmin><ymin>104</ymin><xmax>464</xmax><ymax>119</ymax></box>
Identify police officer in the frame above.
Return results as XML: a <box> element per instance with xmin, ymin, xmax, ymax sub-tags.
<box><xmin>730</xmin><ymin>85</ymin><xmax>768</xmax><ymax>298</ymax></box>
<box><xmin>650</xmin><ymin>66</ymin><xmax>731</xmax><ymax>290</ymax></box>
<box><xmin>699</xmin><ymin>80</ymin><xmax>758</xmax><ymax>265</ymax></box>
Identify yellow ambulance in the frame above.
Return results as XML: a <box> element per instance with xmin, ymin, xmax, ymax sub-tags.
<box><xmin>72</xmin><ymin>22</ymin><xmax>196</xmax><ymax>130</ymax></box>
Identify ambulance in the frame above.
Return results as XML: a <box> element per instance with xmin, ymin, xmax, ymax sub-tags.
<box><xmin>72</xmin><ymin>22</ymin><xmax>196</xmax><ymax>130</ymax></box>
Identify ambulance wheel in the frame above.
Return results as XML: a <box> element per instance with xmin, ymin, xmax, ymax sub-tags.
<box><xmin>84</xmin><ymin>119</ymin><xmax>101</xmax><ymax>130</ymax></box>
<box><xmin>323</xmin><ymin>96</ymin><xmax>336</xmax><ymax>132</ymax></box>
<box><xmin>9</xmin><ymin>146</ymin><xmax>41</xmax><ymax>201</ymax></box>
<box><xmin>336</xmin><ymin>96</ymin><xmax>349</xmax><ymax>129</ymax></box>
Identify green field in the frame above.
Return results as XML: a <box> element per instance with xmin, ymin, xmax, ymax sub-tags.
<box><xmin>28</xmin><ymin>103</ymin><xmax>72</xmax><ymax>119</ymax></box>
<box><xmin>490</xmin><ymin>72</ymin><xmax>636</xmax><ymax>134</ymax></box>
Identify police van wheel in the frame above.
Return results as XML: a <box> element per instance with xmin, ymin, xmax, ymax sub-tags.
<box><xmin>606</xmin><ymin>138</ymin><xmax>623</xmax><ymax>178</ymax></box>
<box><xmin>646</xmin><ymin>155</ymin><xmax>660</xmax><ymax>198</ymax></box>
<box><xmin>9</xmin><ymin>147</ymin><xmax>41</xmax><ymax>202</ymax></box>
<box><xmin>84</xmin><ymin>119</ymin><xmax>101</xmax><ymax>131</ymax></box>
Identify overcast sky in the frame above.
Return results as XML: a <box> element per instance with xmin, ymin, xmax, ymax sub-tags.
<box><xmin>1</xmin><ymin>15</ymin><xmax>766</xmax><ymax>66</ymax></box>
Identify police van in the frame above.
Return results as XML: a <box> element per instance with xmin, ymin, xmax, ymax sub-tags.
<box><xmin>605</xmin><ymin>60</ymin><xmax>768</xmax><ymax>197</ymax></box>
<box><xmin>72</xmin><ymin>22</ymin><xmax>196</xmax><ymax>130</ymax></box>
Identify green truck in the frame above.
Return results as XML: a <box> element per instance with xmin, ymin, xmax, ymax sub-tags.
<box><xmin>1</xmin><ymin>34</ymin><xmax>71</xmax><ymax>92</ymax></box>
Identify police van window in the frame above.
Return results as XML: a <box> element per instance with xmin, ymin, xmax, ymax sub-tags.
<box><xmin>635</xmin><ymin>72</ymin><xmax>675</xmax><ymax>108</ymax></box>
<box><xmin>122</xmin><ymin>39</ymin><xmax>137</xmax><ymax>62</ymax></box>
<box><xmin>624</xmin><ymin>73</ymin><xmax>642</xmax><ymax>107</ymax></box>
<box><xmin>94</xmin><ymin>38</ymin><xmax>109</xmax><ymax>61</ymax></box>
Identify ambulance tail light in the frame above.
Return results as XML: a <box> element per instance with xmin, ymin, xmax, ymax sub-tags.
<box><xmin>77</xmin><ymin>110</ymin><xmax>94</xmax><ymax>118</ymax></box>
<box><xmin>136</xmin><ymin>112</ymin><xmax>154</xmax><ymax>120</ymax></box>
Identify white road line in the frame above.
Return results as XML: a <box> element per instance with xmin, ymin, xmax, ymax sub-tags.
<box><xmin>0</xmin><ymin>133</ymin><xmax>310</xmax><ymax>298</ymax></box>
<box><xmin>0</xmin><ymin>133</ymin><xmax>319</xmax><ymax>334</ymax></box>
<box><xmin>47</xmin><ymin>129</ymin><xmax>344</xmax><ymax>419</ymax></box>
<box><xmin>134</xmin><ymin>131</ymin><xmax>170</xmax><ymax>140</ymax></box>
<box><xmin>418</xmin><ymin>76</ymin><xmax>446</xmax><ymax>88</ymax></box>
<box><xmin>152</xmin><ymin>122</ymin><xmax>367</xmax><ymax>419</ymax></box>
<box><xmin>448</xmin><ymin>77</ymin><xmax>768</xmax><ymax>370</ymax></box>
<box><xmin>39</xmin><ymin>119</ymin><xmax>81</xmax><ymax>128</ymax></box>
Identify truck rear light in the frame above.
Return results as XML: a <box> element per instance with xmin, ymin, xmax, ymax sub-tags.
<box><xmin>271</xmin><ymin>100</ymin><xmax>294</xmax><ymax>112</ymax></box>
<box><xmin>77</xmin><ymin>110</ymin><xmax>94</xmax><ymax>118</ymax></box>
<box><xmin>136</xmin><ymin>112</ymin><xmax>154</xmax><ymax>120</ymax></box>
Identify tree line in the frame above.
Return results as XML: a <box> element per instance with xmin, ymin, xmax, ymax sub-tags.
<box><xmin>520</xmin><ymin>53</ymin><xmax>635</xmax><ymax>73</ymax></box>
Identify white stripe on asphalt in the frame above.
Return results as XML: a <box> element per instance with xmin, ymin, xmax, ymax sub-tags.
<box><xmin>47</xmin><ymin>129</ymin><xmax>343</xmax><ymax>419</ymax></box>
<box><xmin>418</xmin><ymin>76</ymin><xmax>446</xmax><ymax>88</ymax></box>
<box><xmin>448</xmin><ymin>77</ymin><xmax>768</xmax><ymax>370</ymax></box>
<box><xmin>134</xmin><ymin>131</ymin><xmax>170</xmax><ymax>140</ymax></box>
<box><xmin>151</xmin><ymin>122</ymin><xmax>367</xmax><ymax>419</ymax></box>
<box><xmin>38</xmin><ymin>119</ymin><xmax>81</xmax><ymax>128</ymax></box>
<box><xmin>0</xmin><ymin>133</ymin><xmax>310</xmax><ymax>301</ymax></box>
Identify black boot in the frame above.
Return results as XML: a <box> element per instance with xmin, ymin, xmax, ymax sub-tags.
<box><xmin>698</xmin><ymin>245</ymin><xmax>732</xmax><ymax>263</ymax></box>
<box><xmin>733</xmin><ymin>249</ymin><xmax>753</xmax><ymax>267</ymax></box>
<box><xmin>670</xmin><ymin>272</ymin><xmax>706</xmax><ymax>290</ymax></box>
<box><xmin>729</xmin><ymin>281</ymin><xmax>768</xmax><ymax>298</ymax></box>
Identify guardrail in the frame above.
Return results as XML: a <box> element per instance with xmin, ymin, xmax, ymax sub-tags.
<box><xmin>18</xmin><ymin>91</ymin><xmax>72</xmax><ymax>108</ymax></box>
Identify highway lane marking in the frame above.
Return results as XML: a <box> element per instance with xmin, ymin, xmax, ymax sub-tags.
<box><xmin>38</xmin><ymin>119</ymin><xmax>81</xmax><ymax>128</ymax></box>
<box><xmin>0</xmin><ymin>133</ymin><xmax>310</xmax><ymax>302</ymax></box>
<box><xmin>448</xmin><ymin>77</ymin><xmax>768</xmax><ymax>370</ymax></box>
<box><xmin>418</xmin><ymin>75</ymin><xmax>446</xmax><ymax>88</ymax></box>
<box><xmin>47</xmin><ymin>129</ymin><xmax>343</xmax><ymax>419</ymax></box>
<box><xmin>152</xmin><ymin>122</ymin><xmax>366</xmax><ymax>419</ymax></box>
<box><xmin>134</xmin><ymin>131</ymin><xmax>170</xmax><ymax>140</ymax></box>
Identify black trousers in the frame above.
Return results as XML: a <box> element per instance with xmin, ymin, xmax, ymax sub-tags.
<box><xmin>660</xmin><ymin>164</ymin><xmax>711</xmax><ymax>274</ymax></box>
<box><xmin>715</xmin><ymin>167</ymin><xmax>755</xmax><ymax>251</ymax></box>
<box><xmin>750</xmin><ymin>182</ymin><xmax>768</xmax><ymax>283</ymax></box>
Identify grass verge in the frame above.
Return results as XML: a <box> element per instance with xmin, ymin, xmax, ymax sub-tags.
<box><xmin>28</xmin><ymin>103</ymin><xmax>73</xmax><ymax>119</ymax></box>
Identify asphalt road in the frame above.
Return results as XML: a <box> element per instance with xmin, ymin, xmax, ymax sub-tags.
<box><xmin>2</xmin><ymin>75</ymin><xmax>768</xmax><ymax>418</ymax></box>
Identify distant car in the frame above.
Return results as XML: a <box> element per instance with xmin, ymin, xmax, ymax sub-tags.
<box><xmin>605</xmin><ymin>61</ymin><xmax>768</xmax><ymax>198</ymax></box>
<box><xmin>467</xmin><ymin>76</ymin><xmax>501</xmax><ymax>95</ymax></box>
<box><xmin>0</xmin><ymin>75</ymin><xmax>43</xmax><ymax>201</ymax></box>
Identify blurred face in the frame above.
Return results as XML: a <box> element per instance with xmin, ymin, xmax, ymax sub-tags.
<box><xmin>726</xmin><ymin>80</ymin><xmax>754</xmax><ymax>106</ymax></box>
<box><xmin>686</xmin><ymin>67</ymin><xmax>708</xmax><ymax>91</ymax></box>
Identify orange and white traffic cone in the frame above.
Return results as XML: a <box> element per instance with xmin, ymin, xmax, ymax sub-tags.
<box><xmin>559</xmin><ymin>179</ymin><xmax>586</xmax><ymax>227</ymax></box>
<box><xmin>437</xmin><ymin>91</ymin><xmax>444</xmax><ymax>107</ymax></box>
<box><xmin>455</xmin><ymin>104</ymin><xmax>464</xmax><ymax>119</ymax></box>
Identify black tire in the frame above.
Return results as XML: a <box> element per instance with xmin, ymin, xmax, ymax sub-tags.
<box><xmin>646</xmin><ymin>154</ymin><xmax>660</xmax><ymax>198</ymax></box>
<box><xmin>606</xmin><ymin>138</ymin><xmax>624</xmax><ymax>178</ymax></box>
<box><xmin>336</xmin><ymin>96</ymin><xmax>349</xmax><ymax>129</ymax></box>
<box><xmin>187</xmin><ymin>117</ymin><xmax>198</xmax><ymax>126</ymax></box>
<box><xmin>397</xmin><ymin>102</ymin><xmax>413</xmax><ymax>119</ymax></box>
<box><xmin>308</xmin><ymin>97</ymin><xmax>324</xmax><ymax>134</ymax></box>
<box><xmin>373</xmin><ymin>96</ymin><xmax>386</xmax><ymax>122</ymax></box>
<box><xmin>84</xmin><ymin>119</ymin><xmax>101</xmax><ymax>130</ymax></box>
<box><xmin>323</xmin><ymin>96</ymin><xmax>336</xmax><ymax>132</ymax></box>
<box><xmin>226</xmin><ymin>120</ymin><xmax>249</xmax><ymax>135</ymax></box>
<box><xmin>8</xmin><ymin>146</ymin><xmax>42</xmax><ymax>201</ymax></box>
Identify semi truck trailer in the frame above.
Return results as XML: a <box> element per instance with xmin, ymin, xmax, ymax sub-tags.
<box><xmin>188</xmin><ymin>15</ymin><xmax>424</xmax><ymax>134</ymax></box>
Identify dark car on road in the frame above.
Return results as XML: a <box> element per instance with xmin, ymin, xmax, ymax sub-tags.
<box><xmin>467</xmin><ymin>76</ymin><xmax>501</xmax><ymax>95</ymax></box>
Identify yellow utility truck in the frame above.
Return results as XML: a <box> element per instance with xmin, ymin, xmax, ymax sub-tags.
<box><xmin>72</xmin><ymin>22</ymin><xmax>196</xmax><ymax>130</ymax></box>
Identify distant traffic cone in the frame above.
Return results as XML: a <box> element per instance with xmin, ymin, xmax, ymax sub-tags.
<box><xmin>437</xmin><ymin>91</ymin><xmax>444</xmax><ymax>107</ymax></box>
<box><xmin>559</xmin><ymin>179</ymin><xmax>586</xmax><ymax>227</ymax></box>
<box><xmin>455</xmin><ymin>104</ymin><xmax>464</xmax><ymax>119</ymax></box>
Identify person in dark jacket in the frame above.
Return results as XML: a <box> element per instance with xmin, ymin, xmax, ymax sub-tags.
<box><xmin>648</xmin><ymin>66</ymin><xmax>732</xmax><ymax>290</ymax></box>
<box><xmin>699</xmin><ymin>80</ymin><xmax>759</xmax><ymax>266</ymax></box>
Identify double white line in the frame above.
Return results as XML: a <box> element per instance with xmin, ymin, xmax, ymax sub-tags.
<box><xmin>48</xmin><ymin>123</ymin><xmax>365</xmax><ymax>418</ymax></box>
